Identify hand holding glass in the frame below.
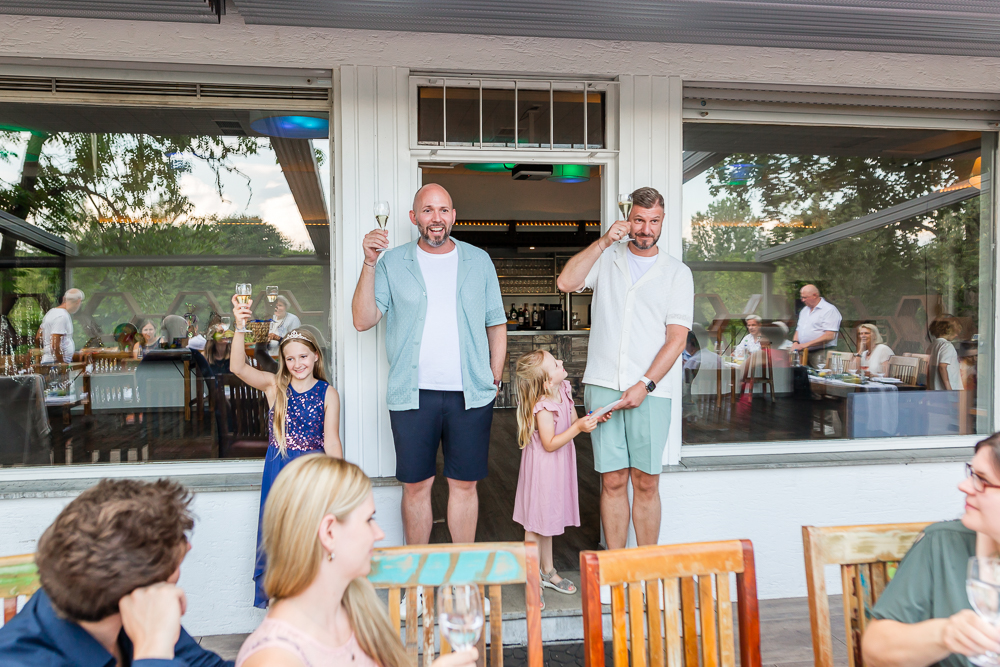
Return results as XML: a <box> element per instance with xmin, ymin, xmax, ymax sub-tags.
<box><xmin>437</xmin><ymin>584</ymin><xmax>484</xmax><ymax>652</ymax></box>
<box><xmin>374</xmin><ymin>200</ymin><xmax>390</xmax><ymax>253</ymax></box>
<box><xmin>967</xmin><ymin>556</ymin><xmax>1000</xmax><ymax>666</ymax></box>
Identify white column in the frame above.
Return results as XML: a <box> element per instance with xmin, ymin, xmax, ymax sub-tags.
<box><xmin>334</xmin><ymin>65</ymin><xmax>413</xmax><ymax>477</ymax></box>
<box><xmin>618</xmin><ymin>74</ymin><xmax>684</xmax><ymax>465</ymax></box>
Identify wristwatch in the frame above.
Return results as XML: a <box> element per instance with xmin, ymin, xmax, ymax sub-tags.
<box><xmin>640</xmin><ymin>376</ymin><xmax>656</xmax><ymax>393</ymax></box>
<box><xmin>494</xmin><ymin>378</ymin><xmax>503</xmax><ymax>392</ymax></box>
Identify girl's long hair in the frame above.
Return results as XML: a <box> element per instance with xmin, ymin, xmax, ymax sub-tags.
<box><xmin>514</xmin><ymin>350</ymin><xmax>549</xmax><ymax>449</ymax></box>
<box><xmin>273</xmin><ymin>329</ymin><xmax>327</xmax><ymax>456</ymax></box>
<box><xmin>262</xmin><ymin>454</ymin><xmax>410</xmax><ymax>667</ymax></box>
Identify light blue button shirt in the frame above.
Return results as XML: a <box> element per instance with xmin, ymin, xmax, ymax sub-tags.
<box><xmin>374</xmin><ymin>238</ymin><xmax>506</xmax><ymax>411</ymax></box>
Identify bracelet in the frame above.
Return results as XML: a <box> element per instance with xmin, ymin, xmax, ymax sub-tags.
<box><xmin>235</xmin><ymin>327</ymin><xmax>248</xmax><ymax>333</ymax></box>
<box><xmin>364</xmin><ymin>261</ymin><xmax>376</xmax><ymax>268</ymax></box>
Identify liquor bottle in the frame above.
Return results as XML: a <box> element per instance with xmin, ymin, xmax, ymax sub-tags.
<box><xmin>517</xmin><ymin>307</ymin><xmax>524</xmax><ymax>327</ymax></box>
<box><xmin>531</xmin><ymin>304</ymin><xmax>539</xmax><ymax>327</ymax></box>
<box><xmin>509</xmin><ymin>303</ymin><xmax>518</xmax><ymax>320</ymax></box>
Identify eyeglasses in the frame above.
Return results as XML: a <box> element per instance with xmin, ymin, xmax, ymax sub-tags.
<box><xmin>967</xmin><ymin>463</ymin><xmax>1000</xmax><ymax>492</ymax></box>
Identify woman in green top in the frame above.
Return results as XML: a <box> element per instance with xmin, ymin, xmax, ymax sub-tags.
<box><xmin>863</xmin><ymin>433</ymin><xmax>1000</xmax><ymax>667</ymax></box>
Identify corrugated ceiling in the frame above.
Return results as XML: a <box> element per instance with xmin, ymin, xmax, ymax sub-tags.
<box><xmin>4</xmin><ymin>1</ymin><xmax>1000</xmax><ymax>58</ymax></box>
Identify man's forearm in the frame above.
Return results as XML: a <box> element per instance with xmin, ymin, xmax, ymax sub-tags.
<box><xmin>644</xmin><ymin>325</ymin><xmax>689</xmax><ymax>384</ymax></box>
<box><xmin>351</xmin><ymin>264</ymin><xmax>381</xmax><ymax>331</ymax></box>
<box><xmin>487</xmin><ymin>324</ymin><xmax>507</xmax><ymax>381</ymax></box>
<box><xmin>556</xmin><ymin>238</ymin><xmax>606</xmax><ymax>293</ymax></box>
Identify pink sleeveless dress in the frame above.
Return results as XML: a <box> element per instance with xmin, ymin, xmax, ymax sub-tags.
<box><xmin>512</xmin><ymin>380</ymin><xmax>581</xmax><ymax>537</ymax></box>
<box><xmin>236</xmin><ymin>617</ymin><xmax>379</xmax><ymax>667</ymax></box>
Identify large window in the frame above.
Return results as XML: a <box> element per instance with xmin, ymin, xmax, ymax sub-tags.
<box><xmin>0</xmin><ymin>101</ymin><xmax>331</xmax><ymax>466</ymax></box>
<box><xmin>682</xmin><ymin>123</ymin><xmax>994</xmax><ymax>444</ymax></box>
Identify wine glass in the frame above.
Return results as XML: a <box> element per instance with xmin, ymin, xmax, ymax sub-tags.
<box><xmin>618</xmin><ymin>192</ymin><xmax>633</xmax><ymax>221</ymax></box>
<box><xmin>221</xmin><ymin>316</ymin><xmax>232</xmax><ymax>331</ymax></box>
<box><xmin>437</xmin><ymin>584</ymin><xmax>484</xmax><ymax>652</ymax></box>
<box><xmin>266</xmin><ymin>286</ymin><xmax>278</xmax><ymax>304</ymax></box>
<box><xmin>374</xmin><ymin>200</ymin><xmax>390</xmax><ymax>253</ymax></box>
<box><xmin>968</xmin><ymin>556</ymin><xmax>1000</xmax><ymax>666</ymax></box>
<box><xmin>235</xmin><ymin>283</ymin><xmax>252</xmax><ymax>306</ymax></box>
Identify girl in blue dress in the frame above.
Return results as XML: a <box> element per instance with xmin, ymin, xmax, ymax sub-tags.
<box><xmin>231</xmin><ymin>295</ymin><xmax>342</xmax><ymax>607</ymax></box>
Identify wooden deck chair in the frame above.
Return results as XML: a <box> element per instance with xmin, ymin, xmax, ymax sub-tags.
<box><xmin>368</xmin><ymin>542</ymin><xmax>543</xmax><ymax>667</ymax></box>
<box><xmin>887</xmin><ymin>356</ymin><xmax>920</xmax><ymax>386</ymax></box>
<box><xmin>579</xmin><ymin>540</ymin><xmax>761</xmax><ymax>667</ymax></box>
<box><xmin>802</xmin><ymin>522</ymin><xmax>931</xmax><ymax>667</ymax></box>
<box><xmin>0</xmin><ymin>554</ymin><xmax>39</xmax><ymax>624</ymax></box>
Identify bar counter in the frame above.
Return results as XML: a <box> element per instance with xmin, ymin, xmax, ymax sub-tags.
<box><xmin>498</xmin><ymin>329</ymin><xmax>590</xmax><ymax>408</ymax></box>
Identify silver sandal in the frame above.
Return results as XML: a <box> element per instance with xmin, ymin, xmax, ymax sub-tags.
<box><xmin>540</xmin><ymin>568</ymin><xmax>577</xmax><ymax>594</ymax></box>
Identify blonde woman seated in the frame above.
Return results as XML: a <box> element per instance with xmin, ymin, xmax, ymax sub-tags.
<box><xmin>862</xmin><ymin>433</ymin><xmax>1000</xmax><ymax>667</ymax></box>
<box><xmin>855</xmin><ymin>323</ymin><xmax>894</xmax><ymax>376</ymax></box>
<box><xmin>238</xmin><ymin>454</ymin><xmax>478</xmax><ymax>667</ymax></box>
<box><xmin>733</xmin><ymin>315</ymin><xmax>765</xmax><ymax>360</ymax></box>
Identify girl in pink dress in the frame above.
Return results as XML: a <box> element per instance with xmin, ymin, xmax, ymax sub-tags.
<box><xmin>512</xmin><ymin>349</ymin><xmax>607</xmax><ymax>608</ymax></box>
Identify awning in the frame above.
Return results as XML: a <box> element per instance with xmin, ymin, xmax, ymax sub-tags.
<box><xmin>0</xmin><ymin>0</ymin><xmax>220</xmax><ymax>23</ymax></box>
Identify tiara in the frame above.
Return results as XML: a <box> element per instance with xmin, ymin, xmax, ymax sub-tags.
<box><xmin>284</xmin><ymin>330</ymin><xmax>310</xmax><ymax>343</ymax></box>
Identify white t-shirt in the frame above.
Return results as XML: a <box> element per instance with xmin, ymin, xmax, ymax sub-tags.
<box><xmin>416</xmin><ymin>246</ymin><xmax>463</xmax><ymax>391</ymax></box>
<box><xmin>928</xmin><ymin>338</ymin><xmax>963</xmax><ymax>390</ymax></box>
<box><xmin>40</xmin><ymin>307</ymin><xmax>75</xmax><ymax>364</ymax></box>
<box><xmin>860</xmin><ymin>344</ymin><xmax>894</xmax><ymax>374</ymax></box>
<box><xmin>626</xmin><ymin>248</ymin><xmax>658</xmax><ymax>285</ymax></box>
<box><xmin>795</xmin><ymin>298</ymin><xmax>842</xmax><ymax>349</ymax></box>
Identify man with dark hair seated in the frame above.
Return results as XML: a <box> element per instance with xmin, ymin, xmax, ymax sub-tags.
<box><xmin>0</xmin><ymin>478</ymin><xmax>231</xmax><ymax>666</ymax></box>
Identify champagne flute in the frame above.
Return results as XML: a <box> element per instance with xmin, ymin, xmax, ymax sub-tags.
<box><xmin>437</xmin><ymin>584</ymin><xmax>484</xmax><ymax>652</ymax></box>
<box><xmin>374</xmin><ymin>200</ymin><xmax>390</xmax><ymax>253</ymax></box>
<box><xmin>968</xmin><ymin>556</ymin><xmax>1000</xmax><ymax>666</ymax></box>
<box><xmin>618</xmin><ymin>192</ymin><xmax>633</xmax><ymax>221</ymax></box>
<box><xmin>266</xmin><ymin>286</ymin><xmax>278</xmax><ymax>304</ymax></box>
<box><xmin>235</xmin><ymin>283</ymin><xmax>252</xmax><ymax>306</ymax></box>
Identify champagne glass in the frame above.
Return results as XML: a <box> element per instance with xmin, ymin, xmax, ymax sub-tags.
<box><xmin>373</xmin><ymin>200</ymin><xmax>391</xmax><ymax>254</ymax></box>
<box><xmin>618</xmin><ymin>192</ymin><xmax>633</xmax><ymax>221</ymax></box>
<box><xmin>437</xmin><ymin>584</ymin><xmax>484</xmax><ymax>652</ymax></box>
<box><xmin>235</xmin><ymin>283</ymin><xmax>252</xmax><ymax>306</ymax></box>
<box><xmin>266</xmin><ymin>286</ymin><xmax>278</xmax><ymax>304</ymax></box>
<box><xmin>968</xmin><ymin>556</ymin><xmax>1000</xmax><ymax>666</ymax></box>
<box><xmin>221</xmin><ymin>316</ymin><xmax>232</xmax><ymax>331</ymax></box>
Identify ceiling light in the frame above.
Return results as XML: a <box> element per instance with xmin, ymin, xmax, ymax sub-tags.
<box><xmin>547</xmin><ymin>164</ymin><xmax>590</xmax><ymax>183</ymax></box>
<box><xmin>249</xmin><ymin>113</ymin><xmax>328</xmax><ymax>139</ymax></box>
<box><xmin>465</xmin><ymin>163</ymin><xmax>516</xmax><ymax>172</ymax></box>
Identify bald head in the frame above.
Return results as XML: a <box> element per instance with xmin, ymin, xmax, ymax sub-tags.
<box><xmin>410</xmin><ymin>183</ymin><xmax>457</xmax><ymax>250</ymax></box>
<box><xmin>412</xmin><ymin>183</ymin><xmax>453</xmax><ymax>214</ymax></box>
<box><xmin>800</xmin><ymin>284</ymin><xmax>821</xmax><ymax>308</ymax></box>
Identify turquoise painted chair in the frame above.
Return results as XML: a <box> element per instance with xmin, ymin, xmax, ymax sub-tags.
<box><xmin>0</xmin><ymin>554</ymin><xmax>39</xmax><ymax>624</ymax></box>
<box><xmin>369</xmin><ymin>542</ymin><xmax>543</xmax><ymax>667</ymax></box>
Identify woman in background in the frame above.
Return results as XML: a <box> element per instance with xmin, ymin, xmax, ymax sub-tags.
<box><xmin>855</xmin><ymin>323</ymin><xmax>894</xmax><ymax>377</ymax></box>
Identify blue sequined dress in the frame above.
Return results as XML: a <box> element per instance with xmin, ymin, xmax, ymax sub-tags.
<box><xmin>253</xmin><ymin>379</ymin><xmax>328</xmax><ymax>608</ymax></box>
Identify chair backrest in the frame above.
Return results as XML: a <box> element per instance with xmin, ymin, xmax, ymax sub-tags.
<box><xmin>221</xmin><ymin>374</ymin><xmax>269</xmax><ymax>439</ymax></box>
<box><xmin>802</xmin><ymin>522</ymin><xmax>931</xmax><ymax>667</ymax></box>
<box><xmin>903</xmin><ymin>353</ymin><xmax>930</xmax><ymax>385</ymax></box>
<box><xmin>368</xmin><ymin>542</ymin><xmax>543</xmax><ymax>667</ymax></box>
<box><xmin>826</xmin><ymin>351</ymin><xmax>855</xmax><ymax>373</ymax></box>
<box><xmin>580</xmin><ymin>540</ymin><xmax>761</xmax><ymax>667</ymax></box>
<box><xmin>0</xmin><ymin>554</ymin><xmax>39</xmax><ymax>624</ymax></box>
<box><xmin>887</xmin><ymin>356</ymin><xmax>920</xmax><ymax>386</ymax></box>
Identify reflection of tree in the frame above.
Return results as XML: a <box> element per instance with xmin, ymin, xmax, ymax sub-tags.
<box><xmin>686</xmin><ymin>153</ymin><xmax>983</xmax><ymax>341</ymax></box>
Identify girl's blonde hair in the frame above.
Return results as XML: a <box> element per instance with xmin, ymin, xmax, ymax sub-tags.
<box><xmin>514</xmin><ymin>350</ymin><xmax>550</xmax><ymax>449</ymax></box>
<box><xmin>273</xmin><ymin>329</ymin><xmax>327</xmax><ymax>456</ymax></box>
<box><xmin>262</xmin><ymin>454</ymin><xmax>410</xmax><ymax>667</ymax></box>
<box><xmin>856</xmin><ymin>323</ymin><xmax>883</xmax><ymax>351</ymax></box>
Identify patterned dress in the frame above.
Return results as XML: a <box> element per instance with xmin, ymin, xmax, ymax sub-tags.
<box><xmin>253</xmin><ymin>379</ymin><xmax>328</xmax><ymax>608</ymax></box>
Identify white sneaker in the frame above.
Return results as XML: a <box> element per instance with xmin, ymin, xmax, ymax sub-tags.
<box><xmin>399</xmin><ymin>588</ymin><xmax>425</xmax><ymax>620</ymax></box>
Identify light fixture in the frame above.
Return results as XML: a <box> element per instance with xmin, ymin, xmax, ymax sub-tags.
<box><xmin>249</xmin><ymin>112</ymin><xmax>329</xmax><ymax>139</ymax></box>
<box><xmin>465</xmin><ymin>163</ymin><xmax>516</xmax><ymax>172</ymax></box>
<box><xmin>547</xmin><ymin>164</ymin><xmax>590</xmax><ymax>183</ymax></box>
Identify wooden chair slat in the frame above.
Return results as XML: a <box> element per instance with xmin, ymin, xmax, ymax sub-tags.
<box><xmin>596</xmin><ymin>541</ymin><xmax>745</xmax><ymax>584</ymax></box>
<box><xmin>735</xmin><ymin>543</ymin><xmax>762</xmax><ymax>667</ymax></box>
<box><xmin>477</xmin><ymin>584</ymin><xmax>487</xmax><ymax>667</ymax></box>
<box><xmin>611</xmin><ymin>584</ymin><xmax>629</xmax><ymax>667</ymax></box>
<box><xmin>489</xmin><ymin>585</ymin><xmax>503</xmax><ymax>667</ymax></box>
<box><xmin>699</xmin><ymin>574</ymin><xmax>720</xmax><ymax>667</ymax></box>
<box><xmin>646</xmin><ymin>579</ymin><xmax>666</xmax><ymax>667</ymax></box>
<box><xmin>681</xmin><ymin>576</ymin><xmax>700</xmax><ymax>667</ymax></box>
<box><xmin>717</xmin><ymin>573</ymin><xmax>736</xmax><ymax>667</ymax></box>
<box><xmin>423</xmin><ymin>589</ymin><xmax>435</xmax><ymax>667</ymax></box>
<box><xmin>580</xmin><ymin>552</ymin><xmax>606</xmax><ymax>667</ymax></box>
<box><xmin>406</xmin><ymin>586</ymin><xmax>419</xmax><ymax>665</ymax></box>
<box><xmin>389</xmin><ymin>587</ymin><xmax>402</xmax><ymax>632</ymax></box>
<box><xmin>628</xmin><ymin>582</ymin><xmax>648</xmax><ymax>667</ymax></box>
<box><xmin>0</xmin><ymin>555</ymin><xmax>39</xmax><ymax>599</ymax></box>
<box><xmin>662</xmin><ymin>578</ymin><xmax>683</xmax><ymax>667</ymax></box>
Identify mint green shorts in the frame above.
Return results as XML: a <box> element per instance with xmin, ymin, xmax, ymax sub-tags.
<box><xmin>584</xmin><ymin>384</ymin><xmax>670</xmax><ymax>475</ymax></box>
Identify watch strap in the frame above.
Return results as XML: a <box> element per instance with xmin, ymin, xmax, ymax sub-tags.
<box><xmin>640</xmin><ymin>376</ymin><xmax>655</xmax><ymax>392</ymax></box>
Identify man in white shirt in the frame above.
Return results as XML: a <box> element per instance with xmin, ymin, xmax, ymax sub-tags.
<box><xmin>39</xmin><ymin>289</ymin><xmax>85</xmax><ymax>364</ymax></box>
<box><xmin>557</xmin><ymin>187</ymin><xmax>693</xmax><ymax>556</ymax></box>
<box><xmin>792</xmin><ymin>284</ymin><xmax>842</xmax><ymax>356</ymax></box>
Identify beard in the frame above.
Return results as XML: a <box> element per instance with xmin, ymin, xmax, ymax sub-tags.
<box><xmin>630</xmin><ymin>232</ymin><xmax>660</xmax><ymax>251</ymax></box>
<box><xmin>419</xmin><ymin>223</ymin><xmax>451</xmax><ymax>248</ymax></box>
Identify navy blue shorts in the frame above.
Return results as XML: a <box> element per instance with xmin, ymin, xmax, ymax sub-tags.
<box><xmin>389</xmin><ymin>390</ymin><xmax>494</xmax><ymax>484</ymax></box>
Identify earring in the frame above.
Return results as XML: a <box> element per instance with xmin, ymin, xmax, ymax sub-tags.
<box><xmin>328</xmin><ymin>551</ymin><xmax>336</xmax><ymax>561</ymax></box>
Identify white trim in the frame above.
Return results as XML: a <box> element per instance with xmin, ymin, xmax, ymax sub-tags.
<box><xmin>682</xmin><ymin>109</ymin><xmax>1000</xmax><ymax>132</ymax></box>
<box><xmin>681</xmin><ymin>434</ymin><xmax>979</xmax><ymax>458</ymax></box>
<box><xmin>0</xmin><ymin>459</ymin><xmax>264</xmax><ymax>483</ymax></box>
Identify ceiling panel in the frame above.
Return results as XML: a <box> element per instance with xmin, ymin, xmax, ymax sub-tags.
<box><xmin>0</xmin><ymin>0</ymin><xmax>219</xmax><ymax>23</ymax></box>
<box><xmin>231</xmin><ymin>0</ymin><xmax>1000</xmax><ymax>58</ymax></box>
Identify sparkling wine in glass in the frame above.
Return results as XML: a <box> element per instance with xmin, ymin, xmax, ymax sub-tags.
<box><xmin>235</xmin><ymin>283</ymin><xmax>252</xmax><ymax>305</ymax></box>
<box><xmin>437</xmin><ymin>584</ymin><xmax>484</xmax><ymax>652</ymax></box>
<box><xmin>374</xmin><ymin>200</ymin><xmax>390</xmax><ymax>253</ymax></box>
<box><xmin>618</xmin><ymin>193</ymin><xmax>633</xmax><ymax>221</ymax></box>
<box><xmin>266</xmin><ymin>286</ymin><xmax>278</xmax><ymax>303</ymax></box>
<box><xmin>968</xmin><ymin>556</ymin><xmax>1000</xmax><ymax>666</ymax></box>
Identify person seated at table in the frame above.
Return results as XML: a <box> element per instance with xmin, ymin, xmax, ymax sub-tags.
<box><xmin>205</xmin><ymin>324</ymin><xmax>232</xmax><ymax>376</ymax></box>
<box><xmin>0</xmin><ymin>477</ymin><xmax>231</xmax><ymax>666</ymax></box>
<box><xmin>862</xmin><ymin>432</ymin><xmax>1000</xmax><ymax>667</ymax></box>
<box><xmin>733</xmin><ymin>315</ymin><xmax>765</xmax><ymax>360</ymax></box>
<box><xmin>238</xmin><ymin>453</ymin><xmax>477</xmax><ymax>667</ymax></box>
<box><xmin>266</xmin><ymin>296</ymin><xmax>302</xmax><ymax>355</ymax></box>
<box><xmin>133</xmin><ymin>319</ymin><xmax>160</xmax><ymax>358</ymax></box>
<box><xmin>927</xmin><ymin>318</ymin><xmax>963</xmax><ymax>391</ymax></box>
<box><xmin>855</xmin><ymin>323</ymin><xmax>894</xmax><ymax>377</ymax></box>
<box><xmin>113</xmin><ymin>322</ymin><xmax>139</xmax><ymax>355</ymax></box>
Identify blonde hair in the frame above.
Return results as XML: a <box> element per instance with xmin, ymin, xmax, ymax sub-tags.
<box><xmin>273</xmin><ymin>329</ymin><xmax>327</xmax><ymax>456</ymax></box>
<box><xmin>514</xmin><ymin>350</ymin><xmax>551</xmax><ymax>449</ymax></box>
<box><xmin>856</xmin><ymin>323</ymin><xmax>883</xmax><ymax>352</ymax></box>
<box><xmin>262</xmin><ymin>454</ymin><xmax>409</xmax><ymax>667</ymax></box>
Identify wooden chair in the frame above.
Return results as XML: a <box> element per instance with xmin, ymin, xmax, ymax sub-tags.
<box><xmin>802</xmin><ymin>522</ymin><xmax>931</xmax><ymax>667</ymax></box>
<box><xmin>825</xmin><ymin>351</ymin><xmax>855</xmax><ymax>373</ymax></box>
<box><xmin>739</xmin><ymin>347</ymin><xmax>775</xmax><ymax>401</ymax></box>
<box><xmin>0</xmin><ymin>554</ymin><xmax>39</xmax><ymax>623</ymax></box>
<box><xmin>368</xmin><ymin>542</ymin><xmax>543</xmax><ymax>667</ymax></box>
<box><xmin>218</xmin><ymin>374</ymin><xmax>270</xmax><ymax>458</ymax></box>
<box><xmin>580</xmin><ymin>540</ymin><xmax>761</xmax><ymax>667</ymax></box>
<box><xmin>887</xmin><ymin>356</ymin><xmax>920</xmax><ymax>386</ymax></box>
<box><xmin>903</xmin><ymin>353</ymin><xmax>930</xmax><ymax>386</ymax></box>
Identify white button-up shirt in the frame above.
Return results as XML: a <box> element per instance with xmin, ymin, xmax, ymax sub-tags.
<box><xmin>795</xmin><ymin>298</ymin><xmax>842</xmax><ymax>349</ymax></box>
<box><xmin>580</xmin><ymin>243</ymin><xmax>694</xmax><ymax>399</ymax></box>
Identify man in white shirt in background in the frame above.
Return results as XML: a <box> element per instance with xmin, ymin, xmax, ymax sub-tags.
<box><xmin>791</xmin><ymin>284</ymin><xmax>842</xmax><ymax>357</ymax></box>
<box><xmin>557</xmin><ymin>187</ymin><xmax>693</xmax><ymax>584</ymax></box>
<box><xmin>39</xmin><ymin>289</ymin><xmax>85</xmax><ymax>364</ymax></box>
